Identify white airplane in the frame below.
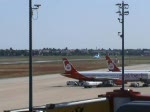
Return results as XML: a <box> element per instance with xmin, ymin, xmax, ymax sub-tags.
<box><xmin>106</xmin><ymin>55</ymin><xmax>150</xmax><ymax>72</ymax></box>
<box><xmin>93</xmin><ymin>53</ymin><xmax>101</xmax><ymax>59</ymax></box>
<box><xmin>62</xmin><ymin>58</ymin><xmax>150</xmax><ymax>86</ymax></box>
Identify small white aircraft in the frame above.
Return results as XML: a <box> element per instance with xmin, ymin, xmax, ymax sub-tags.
<box><xmin>62</xmin><ymin>58</ymin><xmax>150</xmax><ymax>86</ymax></box>
<box><xmin>93</xmin><ymin>53</ymin><xmax>101</xmax><ymax>59</ymax></box>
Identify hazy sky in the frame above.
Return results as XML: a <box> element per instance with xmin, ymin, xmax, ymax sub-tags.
<box><xmin>0</xmin><ymin>0</ymin><xmax>150</xmax><ymax>49</ymax></box>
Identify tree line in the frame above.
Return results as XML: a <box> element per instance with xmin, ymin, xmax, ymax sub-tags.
<box><xmin>0</xmin><ymin>48</ymin><xmax>150</xmax><ymax>56</ymax></box>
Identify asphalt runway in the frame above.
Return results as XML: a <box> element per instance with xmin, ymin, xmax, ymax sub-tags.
<box><xmin>1</xmin><ymin>64</ymin><xmax>150</xmax><ymax>112</ymax></box>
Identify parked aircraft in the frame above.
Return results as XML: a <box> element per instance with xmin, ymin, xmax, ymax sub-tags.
<box><xmin>106</xmin><ymin>55</ymin><xmax>150</xmax><ymax>72</ymax></box>
<box><xmin>93</xmin><ymin>53</ymin><xmax>101</xmax><ymax>59</ymax></box>
<box><xmin>62</xmin><ymin>58</ymin><xmax>150</xmax><ymax>86</ymax></box>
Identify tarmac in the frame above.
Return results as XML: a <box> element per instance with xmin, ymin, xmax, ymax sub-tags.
<box><xmin>1</xmin><ymin>64</ymin><xmax>150</xmax><ymax>112</ymax></box>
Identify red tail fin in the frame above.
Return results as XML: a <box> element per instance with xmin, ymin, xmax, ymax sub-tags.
<box><xmin>62</xmin><ymin>58</ymin><xmax>88</xmax><ymax>81</ymax></box>
<box><xmin>62</xmin><ymin>58</ymin><xmax>78</xmax><ymax>74</ymax></box>
<box><xmin>106</xmin><ymin>56</ymin><xmax>121</xmax><ymax>72</ymax></box>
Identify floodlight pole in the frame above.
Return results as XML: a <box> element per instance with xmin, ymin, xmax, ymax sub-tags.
<box><xmin>121</xmin><ymin>1</ymin><xmax>125</xmax><ymax>91</ymax></box>
<box><xmin>29</xmin><ymin>0</ymin><xmax>33</xmax><ymax>111</ymax></box>
<box><xmin>116</xmin><ymin>1</ymin><xmax>129</xmax><ymax>91</ymax></box>
<box><xmin>29</xmin><ymin>0</ymin><xmax>41</xmax><ymax>111</ymax></box>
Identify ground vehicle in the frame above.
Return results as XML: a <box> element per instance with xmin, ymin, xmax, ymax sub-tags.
<box><xmin>83</xmin><ymin>81</ymin><xmax>102</xmax><ymax>88</ymax></box>
<box><xmin>66</xmin><ymin>81</ymin><xmax>79</xmax><ymax>86</ymax></box>
<box><xmin>129</xmin><ymin>82</ymin><xmax>140</xmax><ymax>87</ymax></box>
<box><xmin>66</xmin><ymin>81</ymin><xmax>84</xmax><ymax>86</ymax></box>
<box><xmin>100</xmin><ymin>80</ymin><xmax>115</xmax><ymax>87</ymax></box>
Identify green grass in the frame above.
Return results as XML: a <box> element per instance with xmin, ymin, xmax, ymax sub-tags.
<box><xmin>0</xmin><ymin>55</ymin><xmax>150</xmax><ymax>65</ymax></box>
<box><xmin>0</xmin><ymin>55</ymin><xmax>149</xmax><ymax>79</ymax></box>
<box><xmin>0</xmin><ymin>55</ymin><xmax>93</xmax><ymax>62</ymax></box>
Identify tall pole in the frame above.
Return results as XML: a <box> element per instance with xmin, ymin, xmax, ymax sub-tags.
<box><xmin>116</xmin><ymin>1</ymin><xmax>129</xmax><ymax>91</ymax></box>
<box><xmin>121</xmin><ymin>1</ymin><xmax>125</xmax><ymax>90</ymax></box>
<box><xmin>29</xmin><ymin>0</ymin><xmax>33</xmax><ymax>111</ymax></box>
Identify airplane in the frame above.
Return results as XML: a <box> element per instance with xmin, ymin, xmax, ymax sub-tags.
<box><xmin>93</xmin><ymin>53</ymin><xmax>101</xmax><ymax>59</ymax></box>
<box><xmin>62</xmin><ymin>58</ymin><xmax>150</xmax><ymax>86</ymax></box>
<box><xmin>106</xmin><ymin>55</ymin><xmax>150</xmax><ymax>72</ymax></box>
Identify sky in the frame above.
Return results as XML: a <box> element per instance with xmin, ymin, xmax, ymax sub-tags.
<box><xmin>0</xmin><ymin>0</ymin><xmax>150</xmax><ymax>50</ymax></box>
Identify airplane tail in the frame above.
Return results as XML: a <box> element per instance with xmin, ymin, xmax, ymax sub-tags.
<box><xmin>62</xmin><ymin>58</ymin><xmax>78</xmax><ymax>74</ymax></box>
<box><xmin>62</xmin><ymin>58</ymin><xmax>90</xmax><ymax>81</ymax></box>
<box><xmin>106</xmin><ymin>55</ymin><xmax>121</xmax><ymax>72</ymax></box>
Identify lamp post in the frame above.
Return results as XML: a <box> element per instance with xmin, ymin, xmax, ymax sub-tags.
<box><xmin>116</xmin><ymin>1</ymin><xmax>129</xmax><ymax>91</ymax></box>
<box><xmin>29</xmin><ymin>0</ymin><xmax>41</xmax><ymax>111</ymax></box>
